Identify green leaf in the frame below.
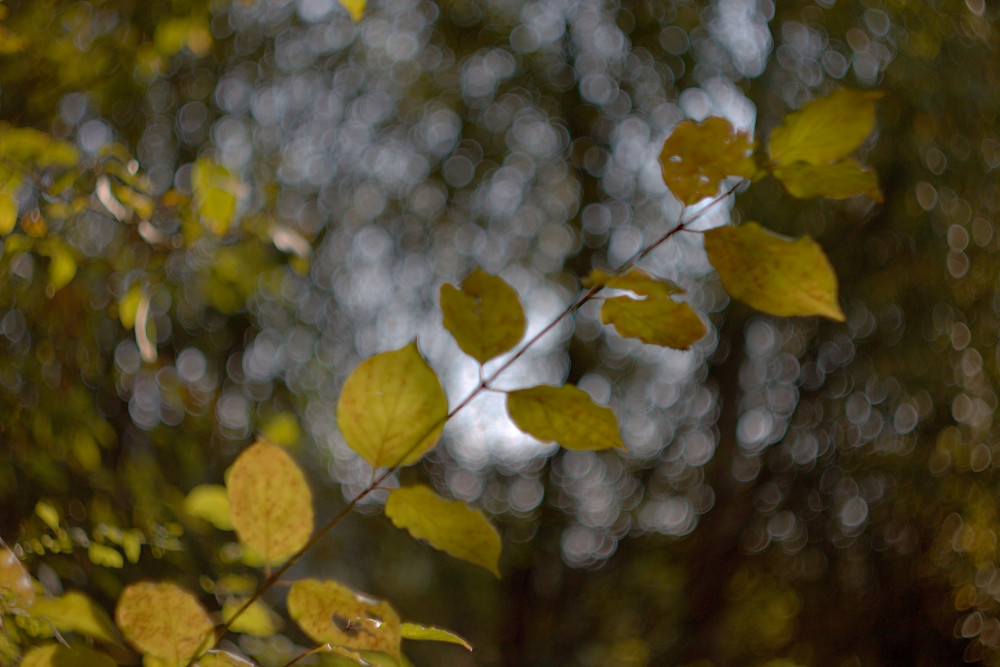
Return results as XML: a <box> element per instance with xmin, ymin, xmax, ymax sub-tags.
<box><xmin>768</xmin><ymin>89</ymin><xmax>883</xmax><ymax>166</ymax></box>
<box><xmin>400</xmin><ymin>622</ymin><xmax>473</xmax><ymax>651</ymax></box>
<box><xmin>227</xmin><ymin>440</ymin><xmax>314</xmax><ymax>566</ymax></box>
<box><xmin>0</xmin><ymin>191</ymin><xmax>16</xmax><ymax>235</ymax></box>
<box><xmin>601</xmin><ymin>296</ymin><xmax>706</xmax><ymax>350</ymax></box>
<box><xmin>287</xmin><ymin>579</ymin><xmax>401</xmax><ymax>662</ymax></box>
<box><xmin>772</xmin><ymin>159</ymin><xmax>883</xmax><ymax>202</ymax></box>
<box><xmin>584</xmin><ymin>268</ymin><xmax>683</xmax><ymax>299</ymax></box>
<box><xmin>704</xmin><ymin>222</ymin><xmax>845</xmax><ymax>321</ymax></box>
<box><xmin>507</xmin><ymin>384</ymin><xmax>625</xmax><ymax>451</ymax></box>
<box><xmin>659</xmin><ymin>117</ymin><xmax>758</xmax><ymax>205</ymax></box>
<box><xmin>29</xmin><ymin>591</ymin><xmax>121</xmax><ymax>645</ymax></box>
<box><xmin>337</xmin><ymin>342</ymin><xmax>449</xmax><ymax>468</ymax></box>
<box><xmin>339</xmin><ymin>0</ymin><xmax>366</xmax><ymax>22</ymax></box>
<box><xmin>221</xmin><ymin>599</ymin><xmax>280</xmax><ymax>637</ymax></box>
<box><xmin>192</xmin><ymin>156</ymin><xmax>241</xmax><ymax>236</ymax></box>
<box><xmin>183</xmin><ymin>484</ymin><xmax>235</xmax><ymax>531</ymax></box>
<box><xmin>1</xmin><ymin>543</ymin><xmax>35</xmax><ymax>610</ymax></box>
<box><xmin>20</xmin><ymin>644</ymin><xmax>116</xmax><ymax>667</ymax></box>
<box><xmin>385</xmin><ymin>485</ymin><xmax>501</xmax><ymax>577</ymax></box>
<box><xmin>115</xmin><ymin>581</ymin><xmax>215</xmax><ymax>662</ymax></box>
<box><xmin>440</xmin><ymin>268</ymin><xmax>526</xmax><ymax>364</ymax></box>
<box><xmin>88</xmin><ymin>543</ymin><xmax>124</xmax><ymax>569</ymax></box>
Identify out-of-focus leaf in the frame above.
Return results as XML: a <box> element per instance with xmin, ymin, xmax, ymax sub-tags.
<box><xmin>385</xmin><ymin>485</ymin><xmax>501</xmax><ymax>576</ymax></box>
<box><xmin>507</xmin><ymin>384</ymin><xmax>625</xmax><ymax>451</ymax></box>
<box><xmin>704</xmin><ymin>222</ymin><xmax>845</xmax><ymax>321</ymax></box>
<box><xmin>226</xmin><ymin>441</ymin><xmax>313</xmax><ymax>565</ymax></box>
<box><xmin>0</xmin><ymin>543</ymin><xmax>35</xmax><ymax>610</ymax></box>
<box><xmin>400</xmin><ymin>622</ymin><xmax>473</xmax><ymax>651</ymax></box>
<box><xmin>183</xmin><ymin>484</ymin><xmax>235</xmax><ymax>531</ymax></box>
<box><xmin>772</xmin><ymin>159</ymin><xmax>883</xmax><ymax>202</ymax></box>
<box><xmin>601</xmin><ymin>296</ymin><xmax>706</xmax><ymax>350</ymax></box>
<box><xmin>88</xmin><ymin>543</ymin><xmax>124</xmax><ymax>569</ymax></box>
<box><xmin>339</xmin><ymin>0</ymin><xmax>366</xmax><ymax>22</ymax></box>
<box><xmin>38</xmin><ymin>239</ymin><xmax>76</xmax><ymax>293</ymax></box>
<box><xmin>584</xmin><ymin>268</ymin><xmax>683</xmax><ymax>299</ymax></box>
<box><xmin>0</xmin><ymin>191</ymin><xmax>16</xmax><ymax>235</ymax></box>
<box><xmin>287</xmin><ymin>579</ymin><xmax>401</xmax><ymax>661</ymax></box>
<box><xmin>192</xmin><ymin>157</ymin><xmax>241</xmax><ymax>236</ymax></box>
<box><xmin>440</xmin><ymin>268</ymin><xmax>526</xmax><ymax>364</ymax></box>
<box><xmin>29</xmin><ymin>591</ymin><xmax>121</xmax><ymax>645</ymax></box>
<box><xmin>659</xmin><ymin>117</ymin><xmax>757</xmax><ymax>205</ymax></box>
<box><xmin>34</xmin><ymin>501</ymin><xmax>60</xmax><ymax>531</ymax></box>
<box><xmin>768</xmin><ymin>88</ymin><xmax>883</xmax><ymax>166</ymax></box>
<box><xmin>115</xmin><ymin>581</ymin><xmax>215</xmax><ymax>662</ymax></box>
<box><xmin>337</xmin><ymin>342</ymin><xmax>448</xmax><ymax>468</ymax></box>
<box><xmin>221</xmin><ymin>599</ymin><xmax>280</xmax><ymax>637</ymax></box>
<box><xmin>197</xmin><ymin>650</ymin><xmax>258</xmax><ymax>666</ymax></box>
<box><xmin>20</xmin><ymin>644</ymin><xmax>116</xmax><ymax>667</ymax></box>
<box><xmin>259</xmin><ymin>412</ymin><xmax>301</xmax><ymax>448</ymax></box>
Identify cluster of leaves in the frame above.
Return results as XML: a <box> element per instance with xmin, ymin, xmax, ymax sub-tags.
<box><xmin>0</xmin><ymin>82</ymin><xmax>882</xmax><ymax>666</ymax></box>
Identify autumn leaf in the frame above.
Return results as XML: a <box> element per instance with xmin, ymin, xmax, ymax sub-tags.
<box><xmin>584</xmin><ymin>268</ymin><xmax>682</xmax><ymax>299</ymax></box>
<box><xmin>401</xmin><ymin>622</ymin><xmax>473</xmax><ymax>651</ymax></box>
<box><xmin>336</xmin><ymin>342</ymin><xmax>449</xmax><ymax>468</ymax></box>
<box><xmin>221</xmin><ymin>598</ymin><xmax>280</xmax><ymax>637</ymax></box>
<box><xmin>771</xmin><ymin>159</ymin><xmax>883</xmax><ymax>202</ymax></box>
<box><xmin>339</xmin><ymin>0</ymin><xmax>366</xmax><ymax>22</ymax></box>
<box><xmin>659</xmin><ymin>117</ymin><xmax>757</xmax><ymax>205</ymax></box>
<box><xmin>226</xmin><ymin>441</ymin><xmax>314</xmax><ymax>566</ymax></box>
<box><xmin>704</xmin><ymin>222</ymin><xmax>844</xmax><ymax>321</ymax></box>
<box><xmin>287</xmin><ymin>579</ymin><xmax>401</xmax><ymax>661</ymax></box>
<box><xmin>507</xmin><ymin>384</ymin><xmax>625</xmax><ymax>451</ymax></box>
<box><xmin>0</xmin><ymin>543</ymin><xmax>35</xmax><ymax>610</ymax></box>
<box><xmin>441</xmin><ymin>268</ymin><xmax>526</xmax><ymax>364</ymax></box>
<box><xmin>29</xmin><ymin>591</ymin><xmax>121</xmax><ymax>645</ymax></box>
<box><xmin>601</xmin><ymin>297</ymin><xmax>706</xmax><ymax>349</ymax></box>
<box><xmin>0</xmin><ymin>191</ymin><xmax>16</xmax><ymax>235</ymax></box>
<box><xmin>20</xmin><ymin>644</ymin><xmax>116</xmax><ymax>667</ymax></box>
<box><xmin>197</xmin><ymin>650</ymin><xmax>259</xmax><ymax>666</ymax></box>
<box><xmin>192</xmin><ymin>156</ymin><xmax>242</xmax><ymax>236</ymax></box>
<box><xmin>768</xmin><ymin>88</ymin><xmax>883</xmax><ymax>166</ymax></box>
<box><xmin>385</xmin><ymin>484</ymin><xmax>501</xmax><ymax>576</ymax></box>
<box><xmin>114</xmin><ymin>581</ymin><xmax>215</xmax><ymax>662</ymax></box>
<box><xmin>183</xmin><ymin>484</ymin><xmax>235</xmax><ymax>531</ymax></box>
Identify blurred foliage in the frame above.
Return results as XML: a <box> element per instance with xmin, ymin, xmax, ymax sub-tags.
<box><xmin>1</xmin><ymin>0</ymin><xmax>999</xmax><ymax>665</ymax></box>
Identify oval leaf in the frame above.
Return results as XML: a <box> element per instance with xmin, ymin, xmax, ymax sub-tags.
<box><xmin>337</xmin><ymin>342</ymin><xmax>448</xmax><ymax>468</ymax></box>
<box><xmin>400</xmin><ymin>622</ymin><xmax>473</xmax><ymax>651</ymax></box>
<box><xmin>768</xmin><ymin>88</ymin><xmax>883</xmax><ymax>166</ymax></box>
<box><xmin>21</xmin><ymin>644</ymin><xmax>116</xmax><ymax>667</ymax></box>
<box><xmin>772</xmin><ymin>159</ymin><xmax>883</xmax><ymax>202</ymax></box>
<box><xmin>507</xmin><ymin>384</ymin><xmax>625</xmax><ymax>451</ymax></box>
<box><xmin>601</xmin><ymin>296</ymin><xmax>706</xmax><ymax>349</ymax></box>
<box><xmin>222</xmin><ymin>598</ymin><xmax>280</xmax><ymax>637</ymax></box>
<box><xmin>227</xmin><ymin>441</ymin><xmax>314</xmax><ymax>566</ymax></box>
<box><xmin>29</xmin><ymin>591</ymin><xmax>121</xmax><ymax>645</ymax></box>
<box><xmin>184</xmin><ymin>484</ymin><xmax>235</xmax><ymax>531</ymax></box>
<box><xmin>115</xmin><ymin>581</ymin><xmax>214</xmax><ymax>661</ymax></box>
<box><xmin>385</xmin><ymin>485</ymin><xmax>501</xmax><ymax>577</ymax></box>
<box><xmin>440</xmin><ymin>269</ymin><xmax>526</xmax><ymax>364</ymax></box>
<box><xmin>704</xmin><ymin>222</ymin><xmax>845</xmax><ymax>321</ymax></box>
<box><xmin>659</xmin><ymin>117</ymin><xmax>757</xmax><ymax>205</ymax></box>
<box><xmin>287</xmin><ymin>579</ymin><xmax>401</xmax><ymax>661</ymax></box>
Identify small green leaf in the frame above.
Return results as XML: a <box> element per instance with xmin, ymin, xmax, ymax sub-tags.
<box><xmin>88</xmin><ymin>543</ymin><xmax>124</xmax><ymax>569</ymax></box>
<box><xmin>584</xmin><ymin>268</ymin><xmax>683</xmax><ymax>299</ymax></box>
<box><xmin>184</xmin><ymin>484</ymin><xmax>235</xmax><ymax>531</ymax></box>
<box><xmin>601</xmin><ymin>296</ymin><xmax>706</xmax><ymax>350</ymax></box>
<box><xmin>401</xmin><ymin>622</ymin><xmax>473</xmax><ymax>651</ymax></box>
<box><xmin>221</xmin><ymin>599</ymin><xmax>280</xmax><ymax>637</ymax></box>
<box><xmin>339</xmin><ymin>0</ymin><xmax>366</xmax><ymax>21</ymax></box>
<box><xmin>227</xmin><ymin>440</ymin><xmax>314</xmax><ymax>566</ymax></box>
<box><xmin>440</xmin><ymin>269</ymin><xmax>526</xmax><ymax>364</ymax></box>
<box><xmin>337</xmin><ymin>342</ymin><xmax>448</xmax><ymax>468</ymax></box>
<box><xmin>659</xmin><ymin>117</ymin><xmax>757</xmax><ymax>205</ymax></box>
<box><xmin>507</xmin><ymin>384</ymin><xmax>625</xmax><ymax>451</ymax></box>
<box><xmin>115</xmin><ymin>581</ymin><xmax>215</xmax><ymax>662</ymax></box>
<box><xmin>30</xmin><ymin>591</ymin><xmax>121</xmax><ymax>645</ymax></box>
<box><xmin>287</xmin><ymin>579</ymin><xmax>401</xmax><ymax>661</ymax></box>
<box><xmin>704</xmin><ymin>222</ymin><xmax>844</xmax><ymax>321</ymax></box>
<box><xmin>0</xmin><ymin>191</ymin><xmax>16</xmax><ymax>235</ymax></box>
<box><xmin>768</xmin><ymin>89</ymin><xmax>883</xmax><ymax>166</ymax></box>
<box><xmin>772</xmin><ymin>159</ymin><xmax>882</xmax><ymax>202</ymax></box>
<box><xmin>20</xmin><ymin>644</ymin><xmax>116</xmax><ymax>667</ymax></box>
<box><xmin>385</xmin><ymin>485</ymin><xmax>501</xmax><ymax>577</ymax></box>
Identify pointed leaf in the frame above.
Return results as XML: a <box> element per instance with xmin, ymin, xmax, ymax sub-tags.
<box><xmin>704</xmin><ymin>222</ymin><xmax>844</xmax><ymax>321</ymax></box>
<box><xmin>115</xmin><ymin>581</ymin><xmax>215</xmax><ymax>661</ymax></box>
<box><xmin>0</xmin><ymin>543</ymin><xmax>35</xmax><ymax>610</ymax></box>
<box><xmin>385</xmin><ymin>485</ymin><xmax>501</xmax><ymax>577</ymax></box>
<box><xmin>659</xmin><ymin>117</ymin><xmax>757</xmax><ymax>205</ymax></box>
<box><xmin>339</xmin><ymin>0</ymin><xmax>366</xmax><ymax>22</ymax></box>
<box><xmin>227</xmin><ymin>441</ymin><xmax>313</xmax><ymax>566</ymax></box>
<box><xmin>440</xmin><ymin>269</ymin><xmax>526</xmax><ymax>364</ymax></box>
<box><xmin>20</xmin><ymin>644</ymin><xmax>116</xmax><ymax>667</ymax></box>
<box><xmin>772</xmin><ymin>159</ymin><xmax>883</xmax><ymax>202</ymax></box>
<box><xmin>184</xmin><ymin>484</ymin><xmax>235</xmax><ymax>531</ymax></box>
<box><xmin>337</xmin><ymin>342</ymin><xmax>448</xmax><ymax>468</ymax></box>
<box><xmin>287</xmin><ymin>579</ymin><xmax>401</xmax><ymax>661</ymax></box>
<box><xmin>768</xmin><ymin>89</ymin><xmax>883</xmax><ymax>166</ymax></box>
<box><xmin>507</xmin><ymin>384</ymin><xmax>625</xmax><ymax>451</ymax></box>
<box><xmin>30</xmin><ymin>591</ymin><xmax>121</xmax><ymax>645</ymax></box>
<box><xmin>400</xmin><ymin>622</ymin><xmax>473</xmax><ymax>651</ymax></box>
<box><xmin>584</xmin><ymin>268</ymin><xmax>683</xmax><ymax>299</ymax></box>
<box><xmin>601</xmin><ymin>296</ymin><xmax>706</xmax><ymax>349</ymax></box>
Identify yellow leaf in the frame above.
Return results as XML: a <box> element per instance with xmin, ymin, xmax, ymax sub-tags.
<box><xmin>337</xmin><ymin>342</ymin><xmax>448</xmax><ymax>468</ymax></box>
<box><xmin>226</xmin><ymin>441</ymin><xmax>313</xmax><ymax>566</ymax></box>
<box><xmin>401</xmin><ymin>622</ymin><xmax>473</xmax><ymax>651</ymax></box>
<box><xmin>39</xmin><ymin>240</ymin><xmax>77</xmax><ymax>292</ymax></box>
<box><xmin>772</xmin><ymin>159</ymin><xmax>883</xmax><ymax>202</ymax></box>
<box><xmin>0</xmin><ymin>191</ymin><xmax>16</xmax><ymax>235</ymax></box>
<box><xmin>20</xmin><ymin>644</ymin><xmax>116</xmax><ymax>667</ymax></box>
<box><xmin>197</xmin><ymin>650</ymin><xmax>258</xmax><ymax>666</ymax></box>
<box><xmin>29</xmin><ymin>591</ymin><xmax>122</xmax><ymax>645</ymax></box>
<box><xmin>259</xmin><ymin>412</ymin><xmax>301</xmax><ymax>447</ymax></box>
<box><xmin>287</xmin><ymin>579</ymin><xmax>401</xmax><ymax>661</ymax></box>
<box><xmin>440</xmin><ymin>269</ymin><xmax>526</xmax><ymax>364</ymax></box>
<box><xmin>584</xmin><ymin>268</ymin><xmax>683</xmax><ymax>299</ymax></box>
<box><xmin>88</xmin><ymin>543</ymin><xmax>124</xmax><ymax>569</ymax></box>
<box><xmin>507</xmin><ymin>384</ymin><xmax>625</xmax><ymax>451</ymax></box>
<box><xmin>704</xmin><ymin>222</ymin><xmax>844</xmax><ymax>321</ymax></box>
<box><xmin>115</xmin><ymin>581</ymin><xmax>215</xmax><ymax>662</ymax></box>
<box><xmin>659</xmin><ymin>117</ymin><xmax>757</xmax><ymax>205</ymax></box>
<box><xmin>192</xmin><ymin>157</ymin><xmax>241</xmax><ymax>236</ymax></box>
<box><xmin>0</xmin><ymin>543</ymin><xmax>35</xmax><ymax>609</ymax></box>
<box><xmin>385</xmin><ymin>485</ymin><xmax>501</xmax><ymax>577</ymax></box>
<box><xmin>183</xmin><ymin>484</ymin><xmax>235</xmax><ymax>531</ymax></box>
<box><xmin>35</xmin><ymin>500</ymin><xmax>60</xmax><ymax>531</ymax></box>
<box><xmin>601</xmin><ymin>296</ymin><xmax>706</xmax><ymax>350</ymax></box>
<box><xmin>768</xmin><ymin>89</ymin><xmax>883</xmax><ymax>166</ymax></box>
<box><xmin>339</xmin><ymin>0</ymin><xmax>366</xmax><ymax>22</ymax></box>
<box><xmin>221</xmin><ymin>599</ymin><xmax>280</xmax><ymax>637</ymax></box>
